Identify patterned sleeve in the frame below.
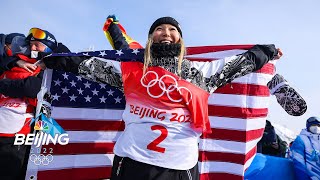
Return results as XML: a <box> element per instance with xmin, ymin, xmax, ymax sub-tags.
<box><xmin>188</xmin><ymin>45</ymin><xmax>277</xmax><ymax>94</ymax></box>
<box><xmin>78</xmin><ymin>57</ymin><xmax>123</xmax><ymax>91</ymax></box>
<box><xmin>290</xmin><ymin>136</ymin><xmax>310</xmax><ymax>180</ymax></box>
<box><xmin>185</xmin><ymin>55</ymin><xmax>251</xmax><ymax>94</ymax></box>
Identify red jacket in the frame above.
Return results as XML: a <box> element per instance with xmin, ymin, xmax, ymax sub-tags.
<box><xmin>0</xmin><ymin>54</ymin><xmax>41</xmax><ymax>137</ymax></box>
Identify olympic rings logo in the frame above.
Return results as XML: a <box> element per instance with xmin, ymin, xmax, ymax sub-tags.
<box><xmin>140</xmin><ymin>71</ymin><xmax>192</xmax><ymax>105</ymax></box>
<box><xmin>29</xmin><ymin>154</ymin><xmax>53</xmax><ymax>166</ymax></box>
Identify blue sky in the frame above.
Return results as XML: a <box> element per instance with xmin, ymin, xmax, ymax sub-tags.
<box><xmin>2</xmin><ymin>0</ymin><xmax>319</xmax><ymax>133</ymax></box>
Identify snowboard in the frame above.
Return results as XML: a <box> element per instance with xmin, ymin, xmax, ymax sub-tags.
<box><xmin>267</xmin><ymin>74</ymin><xmax>307</xmax><ymax>116</ymax></box>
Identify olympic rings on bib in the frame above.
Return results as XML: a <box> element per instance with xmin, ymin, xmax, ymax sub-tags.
<box><xmin>140</xmin><ymin>71</ymin><xmax>192</xmax><ymax>105</ymax></box>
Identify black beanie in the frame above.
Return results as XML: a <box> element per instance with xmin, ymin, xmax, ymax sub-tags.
<box><xmin>148</xmin><ymin>17</ymin><xmax>182</xmax><ymax>37</ymax></box>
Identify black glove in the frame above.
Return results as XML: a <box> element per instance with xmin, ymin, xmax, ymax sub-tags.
<box><xmin>243</xmin><ymin>44</ymin><xmax>278</xmax><ymax>71</ymax></box>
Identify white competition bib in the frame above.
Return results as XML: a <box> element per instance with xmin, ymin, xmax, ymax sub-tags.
<box><xmin>0</xmin><ymin>97</ymin><xmax>33</xmax><ymax>134</ymax></box>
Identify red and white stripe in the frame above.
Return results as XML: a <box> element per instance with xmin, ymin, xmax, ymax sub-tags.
<box><xmin>25</xmin><ymin>108</ymin><xmax>125</xmax><ymax>180</ymax></box>
<box><xmin>199</xmin><ymin>61</ymin><xmax>275</xmax><ymax>180</ymax></box>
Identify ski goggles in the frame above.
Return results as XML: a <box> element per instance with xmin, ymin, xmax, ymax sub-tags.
<box><xmin>28</xmin><ymin>28</ymin><xmax>48</xmax><ymax>40</ymax></box>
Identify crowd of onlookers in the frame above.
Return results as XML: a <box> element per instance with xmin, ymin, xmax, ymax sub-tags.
<box><xmin>258</xmin><ymin>118</ymin><xmax>320</xmax><ymax>179</ymax></box>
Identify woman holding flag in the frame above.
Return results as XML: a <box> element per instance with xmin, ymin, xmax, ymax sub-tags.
<box><xmin>42</xmin><ymin>16</ymin><xmax>282</xmax><ymax>180</ymax></box>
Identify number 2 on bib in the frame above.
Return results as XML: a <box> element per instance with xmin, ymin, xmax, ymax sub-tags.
<box><xmin>147</xmin><ymin>125</ymin><xmax>168</xmax><ymax>153</ymax></box>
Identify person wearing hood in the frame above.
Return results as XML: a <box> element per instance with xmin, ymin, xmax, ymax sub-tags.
<box><xmin>0</xmin><ymin>33</ymin><xmax>25</xmax><ymax>75</ymax></box>
<box><xmin>290</xmin><ymin>116</ymin><xmax>320</xmax><ymax>180</ymax></box>
<box><xmin>42</xmin><ymin>17</ymin><xmax>282</xmax><ymax>180</ymax></box>
<box><xmin>257</xmin><ymin>120</ymin><xmax>288</xmax><ymax>157</ymax></box>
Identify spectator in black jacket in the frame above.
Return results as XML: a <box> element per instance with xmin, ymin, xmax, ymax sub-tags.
<box><xmin>257</xmin><ymin>120</ymin><xmax>288</xmax><ymax>157</ymax></box>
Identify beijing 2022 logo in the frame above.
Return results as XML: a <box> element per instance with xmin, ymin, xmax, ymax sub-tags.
<box><xmin>14</xmin><ymin>115</ymin><xmax>69</xmax><ymax>166</ymax></box>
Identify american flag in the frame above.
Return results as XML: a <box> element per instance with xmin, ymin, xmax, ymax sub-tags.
<box><xmin>25</xmin><ymin>45</ymin><xmax>275</xmax><ymax>180</ymax></box>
